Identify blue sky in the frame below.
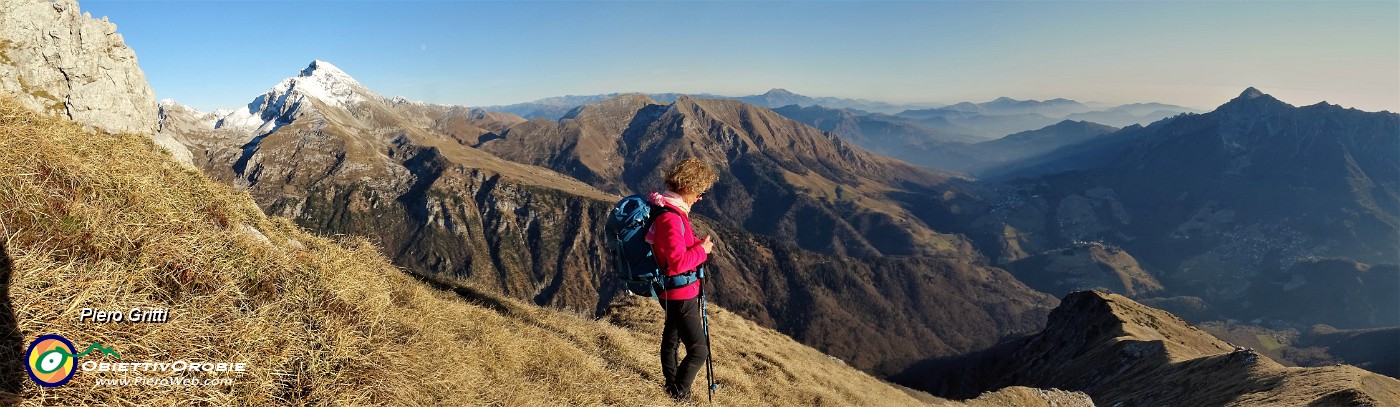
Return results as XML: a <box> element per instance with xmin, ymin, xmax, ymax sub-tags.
<box><xmin>82</xmin><ymin>1</ymin><xmax>1399</xmax><ymax>113</ymax></box>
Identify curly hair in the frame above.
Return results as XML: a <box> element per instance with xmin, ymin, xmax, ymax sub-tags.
<box><xmin>664</xmin><ymin>158</ymin><xmax>718</xmax><ymax>196</ymax></box>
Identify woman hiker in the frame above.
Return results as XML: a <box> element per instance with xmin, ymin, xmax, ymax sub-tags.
<box><xmin>646</xmin><ymin>158</ymin><xmax>717</xmax><ymax>401</ymax></box>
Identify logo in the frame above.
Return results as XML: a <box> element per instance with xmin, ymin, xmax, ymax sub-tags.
<box><xmin>25</xmin><ymin>334</ymin><xmax>120</xmax><ymax>388</ymax></box>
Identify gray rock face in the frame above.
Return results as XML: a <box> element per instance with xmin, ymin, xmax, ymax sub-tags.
<box><xmin>0</xmin><ymin>0</ymin><xmax>157</xmax><ymax>135</ymax></box>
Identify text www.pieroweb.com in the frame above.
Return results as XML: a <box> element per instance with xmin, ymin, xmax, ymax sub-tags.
<box><xmin>81</xmin><ymin>361</ymin><xmax>247</xmax><ymax>387</ymax></box>
<box><xmin>93</xmin><ymin>375</ymin><xmax>235</xmax><ymax>387</ymax></box>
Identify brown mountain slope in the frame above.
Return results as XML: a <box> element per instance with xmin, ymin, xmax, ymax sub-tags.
<box><xmin>481</xmin><ymin>93</ymin><xmax>656</xmax><ymax>192</ymax></box>
<box><xmin>157</xmin><ymin>65</ymin><xmax>1056</xmax><ymax>377</ymax></box>
<box><xmin>159</xmin><ymin>76</ymin><xmax>625</xmax><ymax>309</ymax></box>
<box><xmin>482</xmin><ymin>94</ymin><xmax>974</xmax><ymax>258</ymax></box>
<box><xmin>903</xmin><ymin>291</ymin><xmax>1400</xmax><ymax>406</ymax></box>
<box><xmin>414</xmin><ymin>101</ymin><xmax>527</xmax><ymax>146</ymax></box>
<box><xmin>698</xmin><ymin>223</ymin><xmax>1055</xmax><ymax>375</ymax></box>
<box><xmin>0</xmin><ymin>96</ymin><xmax>1099</xmax><ymax>406</ymax></box>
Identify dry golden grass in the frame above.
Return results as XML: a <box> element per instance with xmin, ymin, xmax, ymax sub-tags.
<box><xmin>0</xmin><ymin>98</ymin><xmax>945</xmax><ymax>405</ymax></box>
<box><xmin>608</xmin><ymin>296</ymin><xmax>933</xmax><ymax>406</ymax></box>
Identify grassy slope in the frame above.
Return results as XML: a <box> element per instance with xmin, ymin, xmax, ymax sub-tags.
<box><xmin>0</xmin><ymin>98</ymin><xmax>955</xmax><ymax>405</ymax></box>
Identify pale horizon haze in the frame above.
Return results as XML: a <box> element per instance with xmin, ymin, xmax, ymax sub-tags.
<box><xmin>81</xmin><ymin>1</ymin><xmax>1400</xmax><ymax>113</ymax></box>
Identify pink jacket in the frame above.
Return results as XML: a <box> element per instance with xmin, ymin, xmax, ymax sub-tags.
<box><xmin>645</xmin><ymin>191</ymin><xmax>705</xmax><ymax>300</ymax></box>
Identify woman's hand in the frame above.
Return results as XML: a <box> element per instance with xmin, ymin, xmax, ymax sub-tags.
<box><xmin>700</xmin><ymin>235</ymin><xmax>714</xmax><ymax>254</ymax></box>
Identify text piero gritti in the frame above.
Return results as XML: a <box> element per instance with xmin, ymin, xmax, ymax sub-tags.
<box><xmin>79</xmin><ymin>307</ymin><xmax>171</xmax><ymax>323</ymax></box>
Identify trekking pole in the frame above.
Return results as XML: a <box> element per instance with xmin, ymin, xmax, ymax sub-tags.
<box><xmin>701</xmin><ymin>267</ymin><xmax>716</xmax><ymax>405</ymax></box>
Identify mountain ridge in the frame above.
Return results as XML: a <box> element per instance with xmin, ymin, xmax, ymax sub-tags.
<box><xmin>485</xmin><ymin>92</ymin><xmax>974</xmax><ymax>258</ymax></box>
<box><xmin>901</xmin><ymin>291</ymin><xmax>1400</xmax><ymax>406</ymax></box>
<box><xmin>158</xmin><ymin>62</ymin><xmax>1057</xmax><ymax>378</ymax></box>
<box><xmin>485</xmin><ymin>88</ymin><xmax>942</xmax><ymax>119</ymax></box>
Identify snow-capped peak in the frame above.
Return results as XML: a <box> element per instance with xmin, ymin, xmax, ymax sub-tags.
<box><xmin>272</xmin><ymin>60</ymin><xmax>370</xmax><ymax>110</ymax></box>
<box><xmin>300</xmin><ymin>60</ymin><xmax>351</xmax><ymax>78</ymax></box>
<box><xmin>211</xmin><ymin>60</ymin><xmax>378</xmax><ymax>136</ymax></box>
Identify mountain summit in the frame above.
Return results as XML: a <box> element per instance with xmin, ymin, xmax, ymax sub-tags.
<box><xmin>213</xmin><ymin>60</ymin><xmax>375</xmax><ymax>134</ymax></box>
<box><xmin>1217</xmin><ymin>86</ymin><xmax>1290</xmax><ymax>112</ymax></box>
<box><xmin>1237</xmin><ymin>86</ymin><xmax>1266</xmax><ymax>100</ymax></box>
<box><xmin>286</xmin><ymin>59</ymin><xmax>368</xmax><ymax>106</ymax></box>
<box><xmin>764</xmin><ymin>88</ymin><xmax>797</xmax><ymax>97</ymax></box>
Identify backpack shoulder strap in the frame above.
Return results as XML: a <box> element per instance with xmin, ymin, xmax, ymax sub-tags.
<box><xmin>649</xmin><ymin>204</ymin><xmax>686</xmax><ymax>236</ymax></box>
<box><xmin>647</xmin><ymin>204</ymin><xmax>681</xmax><ymax>274</ymax></box>
<box><xmin>649</xmin><ymin>203</ymin><xmax>675</xmax><ymax>217</ymax></box>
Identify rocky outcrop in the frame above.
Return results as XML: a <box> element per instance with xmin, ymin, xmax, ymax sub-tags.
<box><xmin>0</xmin><ymin>0</ymin><xmax>156</xmax><ymax>135</ymax></box>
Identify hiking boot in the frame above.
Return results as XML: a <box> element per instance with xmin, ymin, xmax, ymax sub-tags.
<box><xmin>666</xmin><ymin>385</ymin><xmax>691</xmax><ymax>402</ymax></box>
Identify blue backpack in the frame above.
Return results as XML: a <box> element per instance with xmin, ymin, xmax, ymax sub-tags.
<box><xmin>606</xmin><ymin>195</ymin><xmax>704</xmax><ymax>298</ymax></box>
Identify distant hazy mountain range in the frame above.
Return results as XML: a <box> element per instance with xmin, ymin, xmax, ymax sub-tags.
<box><xmin>891</xmin><ymin>97</ymin><xmax>1197</xmax><ymax>139</ymax></box>
<box><xmin>488</xmin><ymin>90</ymin><xmax>1199</xmax><ymax>176</ymax></box>
<box><xmin>488</xmin><ymin>89</ymin><xmax>1197</xmax><ymax>139</ymax></box>
<box><xmin>771</xmin><ymin>104</ymin><xmax>1126</xmax><ymax>175</ymax></box>
<box><xmin>956</xmin><ymin>87</ymin><xmax>1399</xmax><ymax>331</ymax></box>
<box><xmin>483</xmin><ymin>88</ymin><xmax>944</xmax><ymax>119</ymax></box>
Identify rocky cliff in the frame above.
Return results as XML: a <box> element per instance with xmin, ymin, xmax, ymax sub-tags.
<box><xmin>0</xmin><ymin>0</ymin><xmax>156</xmax><ymax>135</ymax></box>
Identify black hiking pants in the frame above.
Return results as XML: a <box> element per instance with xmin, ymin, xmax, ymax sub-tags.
<box><xmin>660</xmin><ymin>295</ymin><xmax>707</xmax><ymax>399</ymax></box>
